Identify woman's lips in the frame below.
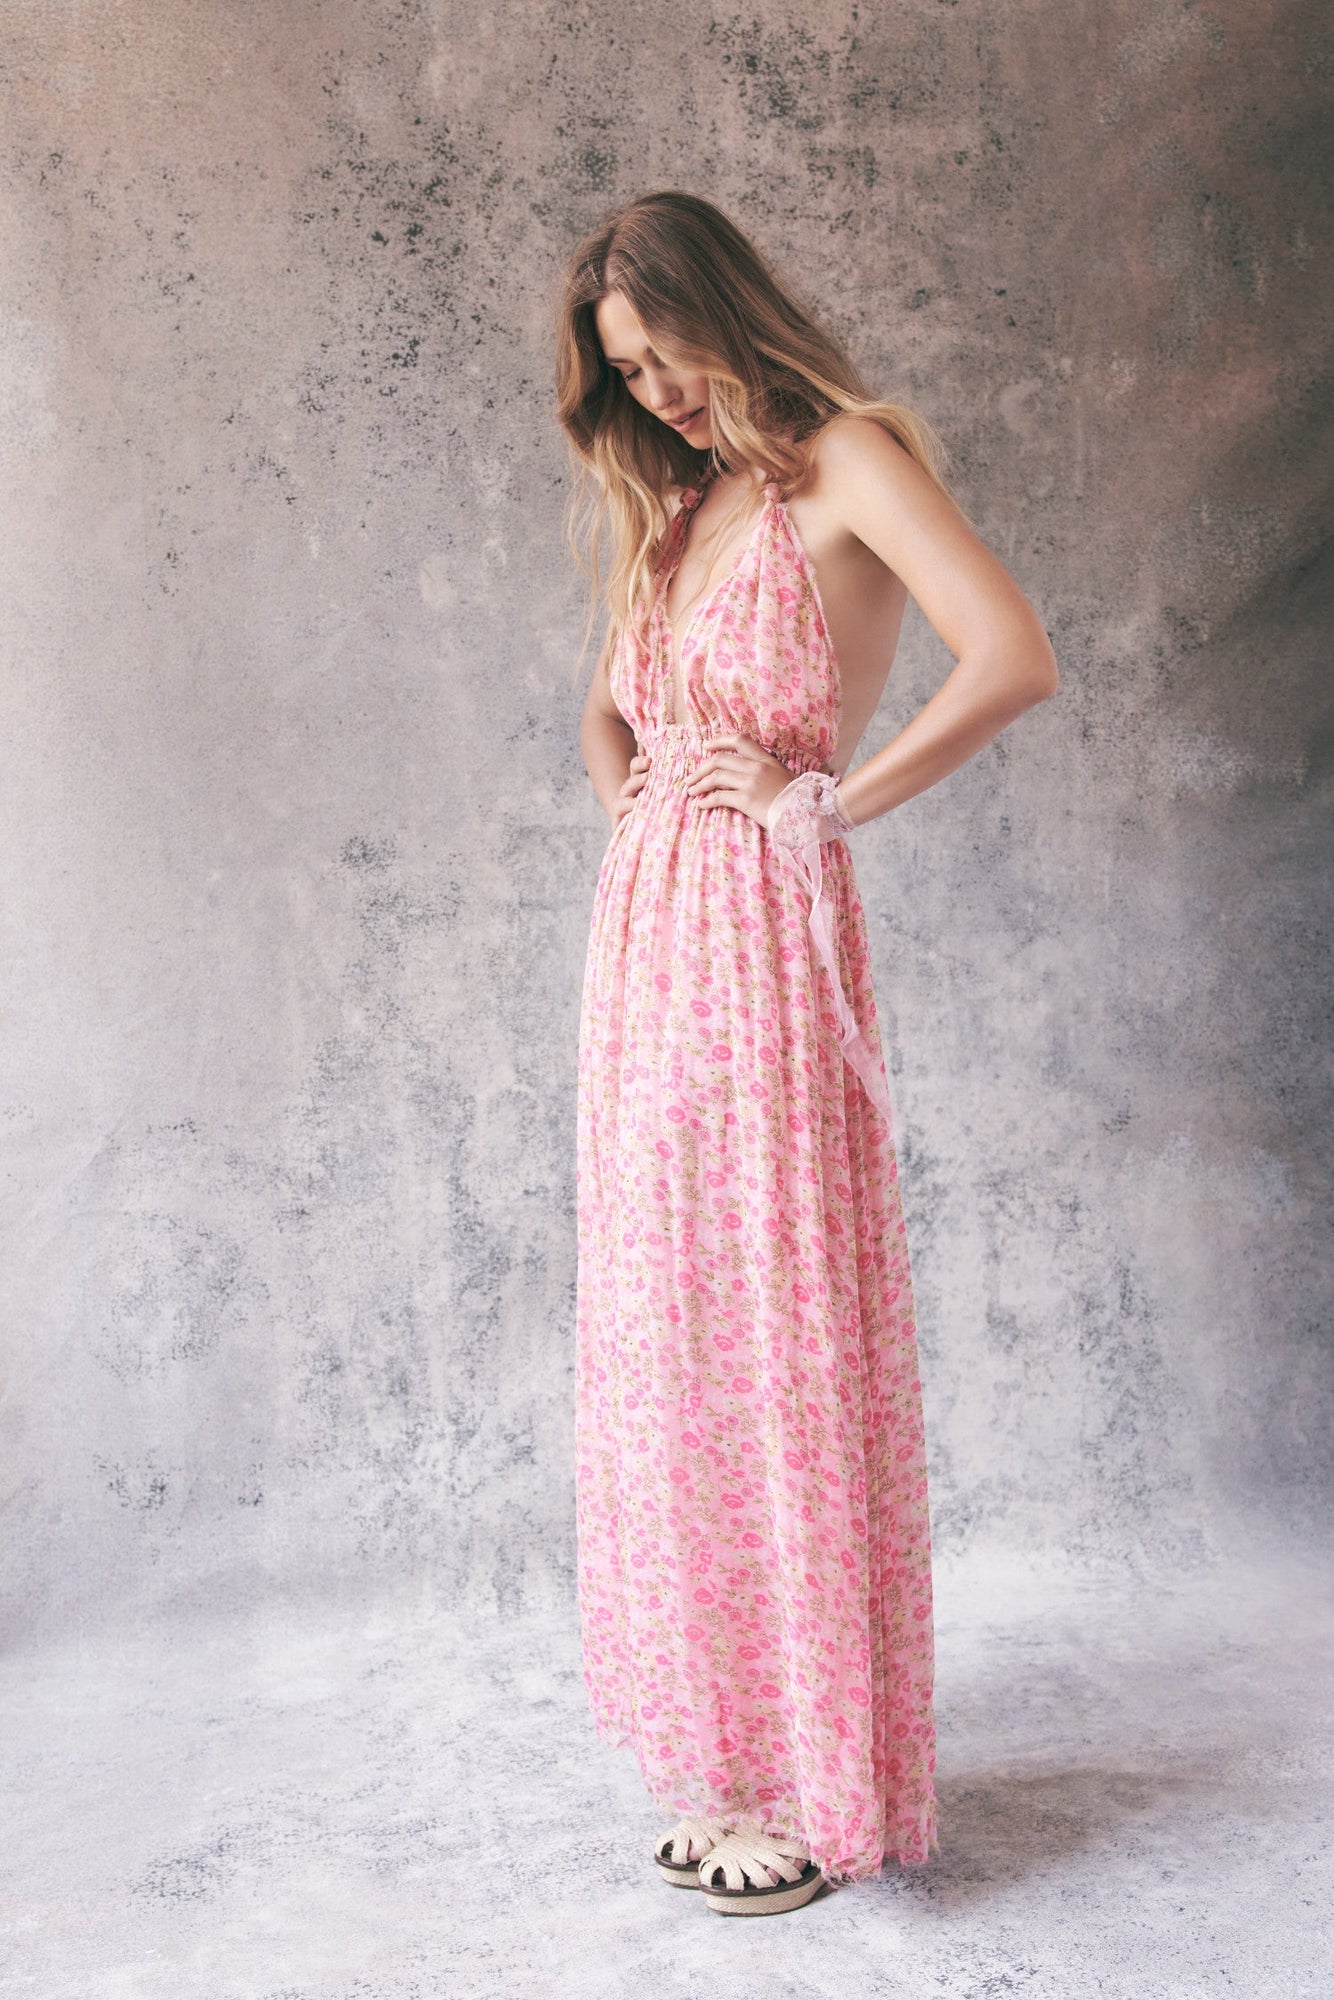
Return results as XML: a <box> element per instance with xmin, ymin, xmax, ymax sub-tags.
<box><xmin>668</xmin><ymin>407</ymin><xmax>705</xmax><ymax>430</ymax></box>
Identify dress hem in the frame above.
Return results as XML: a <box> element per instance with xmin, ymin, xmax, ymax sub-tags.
<box><xmin>587</xmin><ymin>1700</ymin><xmax>939</xmax><ymax>1886</ymax></box>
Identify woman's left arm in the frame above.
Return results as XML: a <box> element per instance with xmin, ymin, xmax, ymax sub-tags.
<box><xmin>815</xmin><ymin>413</ymin><xmax>1060</xmax><ymax>828</ymax></box>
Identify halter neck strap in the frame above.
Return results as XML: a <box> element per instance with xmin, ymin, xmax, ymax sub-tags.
<box><xmin>675</xmin><ymin>462</ymin><xmax>719</xmax><ymax>516</ymax></box>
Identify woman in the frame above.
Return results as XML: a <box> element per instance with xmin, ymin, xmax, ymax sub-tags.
<box><xmin>556</xmin><ymin>191</ymin><xmax>1058</xmax><ymax>1917</ymax></box>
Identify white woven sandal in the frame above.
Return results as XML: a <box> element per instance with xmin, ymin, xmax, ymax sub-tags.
<box><xmin>653</xmin><ymin>1814</ymin><xmax>734</xmax><ymax>1887</ymax></box>
<box><xmin>697</xmin><ymin>1828</ymin><xmax>825</xmax><ymax>1915</ymax></box>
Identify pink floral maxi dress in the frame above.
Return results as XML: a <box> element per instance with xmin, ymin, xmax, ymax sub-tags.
<box><xmin>574</xmin><ymin>476</ymin><xmax>937</xmax><ymax>1886</ymax></box>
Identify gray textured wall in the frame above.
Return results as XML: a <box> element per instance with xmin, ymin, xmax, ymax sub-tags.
<box><xmin>1</xmin><ymin>0</ymin><xmax>1328</xmax><ymax>1645</ymax></box>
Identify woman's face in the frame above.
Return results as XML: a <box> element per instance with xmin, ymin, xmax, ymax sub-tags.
<box><xmin>594</xmin><ymin>289</ymin><xmax>713</xmax><ymax>449</ymax></box>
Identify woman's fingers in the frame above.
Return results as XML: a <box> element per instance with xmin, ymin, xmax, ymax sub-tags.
<box><xmin>689</xmin><ymin>770</ymin><xmax>760</xmax><ymax>821</ymax></box>
<box><xmin>613</xmin><ymin>752</ymin><xmax>653</xmax><ymax>822</ymax></box>
<box><xmin>689</xmin><ymin>757</ymin><xmax>756</xmax><ymax>793</ymax></box>
<box><xmin>698</xmin><ymin>733</ymin><xmax>790</xmax><ymax>781</ymax></box>
<box><xmin>703</xmin><ymin>735</ymin><xmax>781</xmax><ymax>768</ymax></box>
<box><xmin>679</xmin><ymin>735</ymin><xmax>792</xmax><ymax>824</ymax></box>
<box><xmin>687</xmin><ymin>753</ymin><xmax>746</xmax><ymax>792</ymax></box>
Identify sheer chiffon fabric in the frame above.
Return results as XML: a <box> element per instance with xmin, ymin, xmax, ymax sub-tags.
<box><xmin>574</xmin><ymin>474</ymin><xmax>937</xmax><ymax>1885</ymax></box>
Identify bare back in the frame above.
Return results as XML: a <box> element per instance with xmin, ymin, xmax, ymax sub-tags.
<box><xmin>784</xmin><ymin>482</ymin><xmax>909</xmax><ymax>773</ymax></box>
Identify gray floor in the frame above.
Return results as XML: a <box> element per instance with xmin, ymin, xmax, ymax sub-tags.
<box><xmin>2</xmin><ymin>1540</ymin><xmax>1329</xmax><ymax>1999</ymax></box>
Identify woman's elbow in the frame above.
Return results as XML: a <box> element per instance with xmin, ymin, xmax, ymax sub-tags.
<box><xmin>1018</xmin><ymin>626</ymin><xmax>1060</xmax><ymax>705</ymax></box>
<box><xmin>1030</xmin><ymin>646</ymin><xmax>1060</xmax><ymax>703</ymax></box>
<box><xmin>987</xmin><ymin>644</ymin><xmax>1059</xmax><ymax>721</ymax></box>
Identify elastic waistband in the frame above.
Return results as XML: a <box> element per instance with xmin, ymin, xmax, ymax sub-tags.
<box><xmin>639</xmin><ymin>724</ymin><xmax>827</xmax><ymax>783</ymax></box>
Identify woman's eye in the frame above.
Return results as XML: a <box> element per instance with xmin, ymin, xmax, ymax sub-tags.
<box><xmin>621</xmin><ymin>367</ymin><xmax>640</xmax><ymax>382</ymax></box>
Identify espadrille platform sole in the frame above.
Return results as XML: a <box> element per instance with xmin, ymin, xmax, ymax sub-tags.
<box><xmin>697</xmin><ymin>1830</ymin><xmax>825</xmax><ymax>1915</ymax></box>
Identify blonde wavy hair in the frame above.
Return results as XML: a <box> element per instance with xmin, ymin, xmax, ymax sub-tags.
<box><xmin>555</xmin><ymin>189</ymin><xmax>964</xmax><ymax>671</ymax></box>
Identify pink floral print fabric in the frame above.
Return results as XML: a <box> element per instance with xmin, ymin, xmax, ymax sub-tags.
<box><xmin>574</xmin><ymin>475</ymin><xmax>937</xmax><ymax>1886</ymax></box>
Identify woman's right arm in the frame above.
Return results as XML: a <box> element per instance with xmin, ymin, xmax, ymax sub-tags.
<box><xmin>580</xmin><ymin>634</ymin><xmax>650</xmax><ymax>826</ymax></box>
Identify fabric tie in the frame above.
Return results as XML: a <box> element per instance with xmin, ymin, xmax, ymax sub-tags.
<box><xmin>792</xmin><ymin>838</ymin><xmax>897</xmax><ymax>1127</ymax></box>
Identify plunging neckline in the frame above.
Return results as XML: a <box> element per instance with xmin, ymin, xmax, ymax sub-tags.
<box><xmin>655</xmin><ymin>471</ymin><xmax>775</xmax><ymax>728</ymax></box>
<box><xmin>651</xmin><ymin>471</ymin><xmax>842</xmax><ymax>732</ymax></box>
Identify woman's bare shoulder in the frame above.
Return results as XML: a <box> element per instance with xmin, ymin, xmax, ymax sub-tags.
<box><xmin>804</xmin><ymin>410</ymin><xmax>918</xmax><ymax>483</ymax></box>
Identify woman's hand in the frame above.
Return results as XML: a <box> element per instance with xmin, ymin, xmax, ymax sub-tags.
<box><xmin>610</xmin><ymin>751</ymin><xmax>652</xmax><ymax>826</ymax></box>
<box><xmin>684</xmin><ymin>733</ymin><xmax>794</xmax><ymax>827</ymax></box>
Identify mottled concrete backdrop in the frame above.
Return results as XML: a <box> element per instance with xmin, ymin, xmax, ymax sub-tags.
<box><xmin>1</xmin><ymin>0</ymin><xmax>1328</xmax><ymax>1645</ymax></box>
